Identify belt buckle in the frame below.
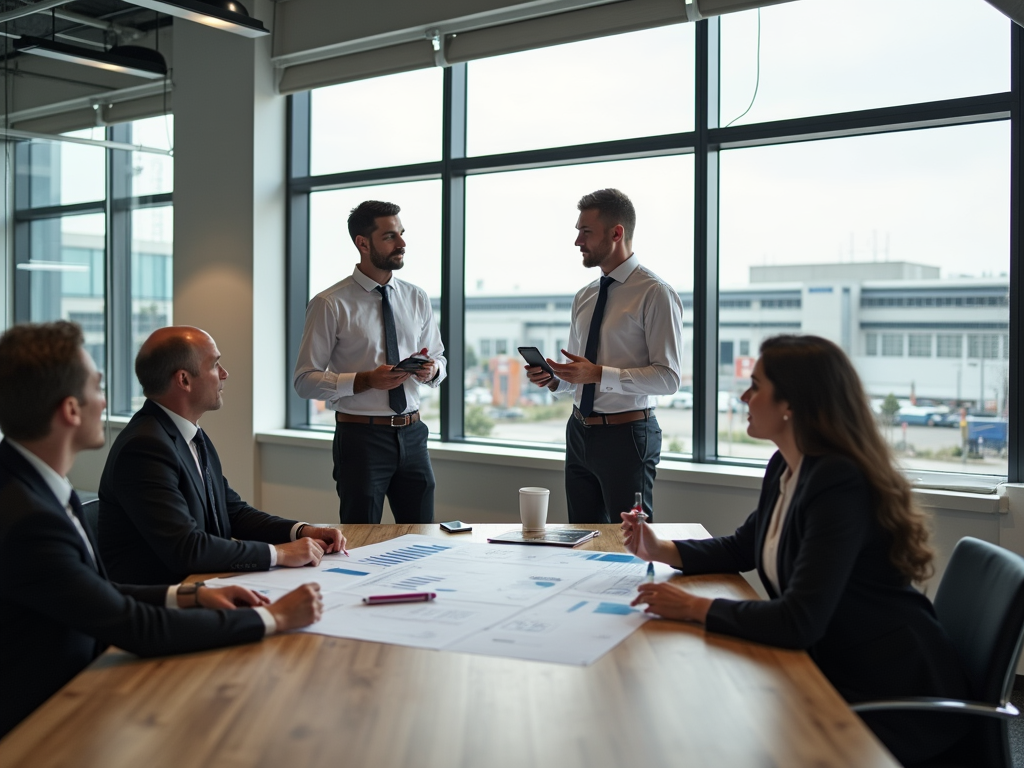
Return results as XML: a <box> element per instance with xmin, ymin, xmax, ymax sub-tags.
<box><xmin>391</xmin><ymin>414</ymin><xmax>408</xmax><ymax>427</ymax></box>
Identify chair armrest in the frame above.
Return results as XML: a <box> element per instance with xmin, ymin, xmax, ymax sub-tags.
<box><xmin>851</xmin><ymin>698</ymin><xmax>1019</xmax><ymax>720</ymax></box>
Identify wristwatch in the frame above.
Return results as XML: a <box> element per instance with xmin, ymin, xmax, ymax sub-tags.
<box><xmin>178</xmin><ymin>581</ymin><xmax>205</xmax><ymax>608</ymax></box>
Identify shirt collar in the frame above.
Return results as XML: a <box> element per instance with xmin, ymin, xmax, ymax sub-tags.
<box><xmin>606</xmin><ymin>253</ymin><xmax>640</xmax><ymax>284</ymax></box>
<box><xmin>351</xmin><ymin>264</ymin><xmax>391</xmax><ymax>293</ymax></box>
<box><xmin>153</xmin><ymin>401</ymin><xmax>199</xmax><ymax>444</ymax></box>
<box><xmin>779</xmin><ymin>456</ymin><xmax>804</xmax><ymax>493</ymax></box>
<box><xmin>8</xmin><ymin>439</ymin><xmax>73</xmax><ymax>508</ymax></box>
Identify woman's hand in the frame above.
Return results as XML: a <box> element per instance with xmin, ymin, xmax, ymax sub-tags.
<box><xmin>619</xmin><ymin>510</ymin><xmax>682</xmax><ymax>567</ymax></box>
<box><xmin>196</xmin><ymin>584</ymin><xmax>271</xmax><ymax>610</ymax></box>
<box><xmin>632</xmin><ymin>582</ymin><xmax>712</xmax><ymax>624</ymax></box>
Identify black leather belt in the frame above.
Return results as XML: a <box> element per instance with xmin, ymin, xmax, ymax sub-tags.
<box><xmin>335</xmin><ymin>411</ymin><xmax>420</xmax><ymax>427</ymax></box>
<box><xmin>572</xmin><ymin>406</ymin><xmax>651</xmax><ymax>426</ymax></box>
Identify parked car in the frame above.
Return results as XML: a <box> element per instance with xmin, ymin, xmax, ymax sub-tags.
<box><xmin>718</xmin><ymin>392</ymin><xmax>745</xmax><ymax>413</ymax></box>
<box><xmin>657</xmin><ymin>390</ymin><xmax>693</xmax><ymax>409</ymax></box>
<box><xmin>893</xmin><ymin>404</ymin><xmax>949</xmax><ymax>427</ymax></box>
<box><xmin>464</xmin><ymin>387</ymin><xmax>493</xmax><ymax>405</ymax></box>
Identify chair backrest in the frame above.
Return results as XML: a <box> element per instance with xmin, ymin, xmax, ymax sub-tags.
<box><xmin>933</xmin><ymin>537</ymin><xmax>1024</xmax><ymax>706</ymax></box>
<box><xmin>80</xmin><ymin>498</ymin><xmax>100</xmax><ymax>541</ymax></box>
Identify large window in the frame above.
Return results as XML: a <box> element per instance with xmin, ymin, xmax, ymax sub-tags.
<box><xmin>288</xmin><ymin>3</ymin><xmax>1018</xmax><ymax>481</ymax></box>
<box><xmin>14</xmin><ymin>116</ymin><xmax>174</xmax><ymax>415</ymax></box>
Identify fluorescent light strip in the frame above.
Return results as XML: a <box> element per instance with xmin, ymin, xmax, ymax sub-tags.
<box><xmin>0</xmin><ymin>128</ymin><xmax>172</xmax><ymax>156</ymax></box>
<box><xmin>17</xmin><ymin>261</ymin><xmax>89</xmax><ymax>272</ymax></box>
<box><xmin>126</xmin><ymin>0</ymin><xmax>269</xmax><ymax>38</ymax></box>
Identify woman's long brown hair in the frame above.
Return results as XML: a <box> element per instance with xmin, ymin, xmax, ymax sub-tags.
<box><xmin>759</xmin><ymin>335</ymin><xmax>934</xmax><ymax>583</ymax></box>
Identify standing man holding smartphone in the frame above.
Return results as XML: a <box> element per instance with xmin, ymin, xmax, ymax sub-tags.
<box><xmin>293</xmin><ymin>200</ymin><xmax>446</xmax><ymax>524</ymax></box>
<box><xmin>525</xmin><ymin>189</ymin><xmax>684</xmax><ymax>523</ymax></box>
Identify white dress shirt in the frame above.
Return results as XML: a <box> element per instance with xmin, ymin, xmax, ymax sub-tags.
<box><xmin>293</xmin><ymin>265</ymin><xmax>447</xmax><ymax>416</ymax></box>
<box><xmin>554</xmin><ymin>254</ymin><xmax>684</xmax><ymax>413</ymax></box>
<box><xmin>762</xmin><ymin>458</ymin><xmax>803</xmax><ymax>595</ymax></box>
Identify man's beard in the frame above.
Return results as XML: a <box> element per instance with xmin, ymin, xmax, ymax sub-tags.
<box><xmin>370</xmin><ymin>242</ymin><xmax>405</xmax><ymax>272</ymax></box>
<box><xmin>581</xmin><ymin>238</ymin><xmax>612</xmax><ymax>268</ymax></box>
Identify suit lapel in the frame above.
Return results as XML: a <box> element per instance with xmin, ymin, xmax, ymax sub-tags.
<box><xmin>0</xmin><ymin>440</ymin><xmax>101</xmax><ymax>573</ymax></box>
<box><xmin>753</xmin><ymin>454</ymin><xmax>788</xmax><ymax>598</ymax></box>
<box><xmin>143</xmin><ymin>400</ymin><xmax>215</xmax><ymax>529</ymax></box>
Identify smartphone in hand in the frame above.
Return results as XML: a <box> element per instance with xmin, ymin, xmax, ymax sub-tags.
<box><xmin>518</xmin><ymin>346</ymin><xmax>556</xmax><ymax>378</ymax></box>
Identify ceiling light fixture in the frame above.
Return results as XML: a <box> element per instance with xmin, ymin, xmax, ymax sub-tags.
<box><xmin>16</xmin><ymin>260</ymin><xmax>89</xmax><ymax>273</ymax></box>
<box><xmin>15</xmin><ymin>36</ymin><xmax>168</xmax><ymax>79</ymax></box>
<box><xmin>125</xmin><ymin>0</ymin><xmax>269</xmax><ymax>38</ymax></box>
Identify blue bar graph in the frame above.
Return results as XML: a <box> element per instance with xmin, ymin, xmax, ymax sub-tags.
<box><xmin>358</xmin><ymin>543</ymin><xmax>451</xmax><ymax>568</ymax></box>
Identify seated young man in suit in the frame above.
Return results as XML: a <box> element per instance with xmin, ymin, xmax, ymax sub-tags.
<box><xmin>99</xmin><ymin>326</ymin><xmax>347</xmax><ymax>585</ymax></box>
<box><xmin>0</xmin><ymin>321</ymin><xmax>324</xmax><ymax>738</ymax></box>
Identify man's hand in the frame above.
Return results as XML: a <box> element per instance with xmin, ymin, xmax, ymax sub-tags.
<box><xmin>525</xmin><ymin>365</ymin><xmax>557</xmax><ymax>391</ymax></box>
<box><xmin>267</xmin><ymin>584</ymin><xmax>323</xmax><ymax>631</ymax></box>
<box><xmin>547</xmin><ymin>350</ymin><xmax>602</xmax><ymax>385</ymax></box>
<box><xmin>196</xmin><ymin>584</ymin><xmax>270</xmax><ymax>610</ymax></box>
<box><xmin>354</xmin><ymin>365</ymin><xmax>410</xmax><ymax>393</ymax></box>
<box><xmin>274</xmin><ymin>538</ymin><xmax>325</xmax><ymax>567</ymax></box>
<box><xmin>413</xmin><ymin>359</ymin><xmax>437</xmax><ymax>383</ymax></box>
<box><xmin>299</xmin><ymin>525</ymin><xmax>348</xmax><ymax>555</ymax></box>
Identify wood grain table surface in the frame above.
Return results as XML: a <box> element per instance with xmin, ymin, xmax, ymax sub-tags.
<box><xmin>0</xmin><ymin>523</ymin><xmax>898</xmax><ymax>768</ymax></box>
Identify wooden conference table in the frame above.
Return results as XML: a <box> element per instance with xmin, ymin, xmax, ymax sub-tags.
<box><xmin>0</xmin><ymin>524</ymin><xmax>898</xmax><ymax>768</ymax></box>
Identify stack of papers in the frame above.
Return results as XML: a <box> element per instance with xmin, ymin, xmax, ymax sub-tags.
<box><xmin>208</xmin><ymin>534</ymin><xmax>674</xmax><ymax>666</ymax></box>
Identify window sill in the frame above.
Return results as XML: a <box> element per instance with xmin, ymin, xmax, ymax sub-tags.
<box><xmin>255</xmin><ymin>429</ymin><xmax>1005</xmax><ymax>515</ymax></box>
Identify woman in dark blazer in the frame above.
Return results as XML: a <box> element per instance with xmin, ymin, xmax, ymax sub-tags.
<box><xmin>622</xmin><ymin>335</ymin><xmax>970</xmax><ymax>766</ymax></box>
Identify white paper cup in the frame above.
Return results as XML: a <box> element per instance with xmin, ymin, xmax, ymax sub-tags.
<box><xmin>519</xmin><ymin>487</ymin><xmax>550</xmax><ymax>531</ymax></box>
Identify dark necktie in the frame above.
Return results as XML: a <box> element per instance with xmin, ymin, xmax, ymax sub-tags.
<box><xmin>192</xmin><ymin>429</ymin><xmax>223</xmax><ymax>537</ymax></box>
<box><xmin>578</xmin><ymin>275</ymin><xmax>615</xmax><ymax>417</ymax></box>
<box><xmin>376</xmin><ymin>285</ymin><xmax>408</xmax><ymax>415</ymax></box>
<box><xmin>68</xmin><ymin>489</ymin><xmax>99</xmax><ymax>571</ymax></box>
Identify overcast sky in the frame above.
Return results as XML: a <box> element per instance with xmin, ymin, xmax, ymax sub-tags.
<box><xmin>53</xmin><ymin>0</ymin><xmax>1012</xmax><ymax>298</ymax></box>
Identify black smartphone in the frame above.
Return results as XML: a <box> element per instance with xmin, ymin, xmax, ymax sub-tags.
<box><xmin>393</xmin><ymin>354</ymin><xmax>430</xmax><ymax>372</ymax></box>
<box><xmin>518</xmin><ymin>346</ymin><xmax>556</xmax><ymax>378</ymax></box>
<box><xmin>440</xmin><ymin>520</ymin><xmax>473</xmax><ymax>533</ymax></box>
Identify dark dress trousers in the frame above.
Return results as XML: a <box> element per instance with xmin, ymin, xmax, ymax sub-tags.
<box><xmin>0</xmin><ymin>440</ymin><xmax>265</xmax><ymax>739</ymax></box>
<box><xmin>98</xmin><ymin>399</ymin><xmax>298</xmax><ymax>585</ymax></box>
<box><xmin>675</xmin><ymin>452</ymin><xmax>971</xmax><ymax>765</ymax></box>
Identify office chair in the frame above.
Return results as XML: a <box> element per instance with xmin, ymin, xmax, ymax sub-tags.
<box><xmin>852</xmin><ymin>537</ymin><xmax>1024</xmax><ymax>768</ymax></box>
<box><xmin>80</xmin><ymin>497</ymin><xmax>100</xmax><ymax>541</ymax></box>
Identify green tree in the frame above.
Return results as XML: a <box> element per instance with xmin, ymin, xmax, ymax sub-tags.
<box><xmin>464</xmin><ymin>405</ymin><xmax>494</xmax><ymax>437</ymax></box>
<box><xmin>464</xmin><ymin>344</ymin><xmax>478</xmax><ymax>369</ymax></box>
<box><xmin>880</xmin><ymin>393</ymin><xmax>901</xmax><ymax>425</ymax></box>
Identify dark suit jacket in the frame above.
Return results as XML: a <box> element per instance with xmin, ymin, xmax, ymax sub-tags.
<box><xmin>98</xmin><ymin>400</ymin><xmax>298</xmax><ymax>585</ymax></box>
<box><xmin>0</xmin><ymin>439</ymin><xmax>266</xmax><ymax>739</ymax></box>
<box><xmin>676</xmin><ymin>452</ymin><xmax>970</xmax><ymax>763</ymax></box>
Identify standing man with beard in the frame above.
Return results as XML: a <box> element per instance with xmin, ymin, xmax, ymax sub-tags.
<box><xmin>294</xmin><ymin>200</ymin><xmax>445</xmax><ymax>524</ymax></box>
<box><xmin>526</xmin><ymin>189</ymin><xmax>684</xmax><ymax>523</ymax></box>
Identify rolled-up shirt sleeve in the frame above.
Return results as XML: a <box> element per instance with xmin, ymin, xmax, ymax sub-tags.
<box><xmin>293</xmin><ymin>296</ymin><xmax>356</xmax><ymax>400</ymax></box>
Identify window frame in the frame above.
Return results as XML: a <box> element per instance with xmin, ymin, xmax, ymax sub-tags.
<box><xmin>286</xmin><ymin>18</ymin><xmax>1022</xmax><ymax>482</ymax></box>
<box><xmin>13</xmin><ymin>123</ymin><xmax>173</xmax><ymax>417</ymax></box>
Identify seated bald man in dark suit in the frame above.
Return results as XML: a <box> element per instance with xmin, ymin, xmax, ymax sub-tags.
<box><xmin>0</xmin><ymin>321</ymin><xmax>323</xmax><ymax>738</ymax></box>
<box><xmin>99</xmin><ymin>326</ymin><xmax>346</xmax><ymax>585</ymax></box>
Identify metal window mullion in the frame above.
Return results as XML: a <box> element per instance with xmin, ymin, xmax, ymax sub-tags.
<box><xmin>440</xmin><ymin>63</ymin><xmax>467</xmax><ymax>442</ymax></box>
<box><xmin>1010</xmin><ymin>22</ymin><xmax>1023</xmax><ymax>483</ymax></box>
<box><xmin>692</xmin><ymin>17</ymin><xmax>720</xmax><ymax>463</ymax></box>
<box><xmin>108</xmin><ymin>122</ymin><xmax>133</xmax><ymax>415</ymax></box>
<box><xmin>286</xmin><ymin>92</ymin><xmax>312</xmax><ymax>429</ymax></box>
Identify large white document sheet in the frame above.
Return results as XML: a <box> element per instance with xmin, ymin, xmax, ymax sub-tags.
<box><xmin>209</xmin><ymin>534</ymin><xmax>674</xmax><ymax>666</ymax></box>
